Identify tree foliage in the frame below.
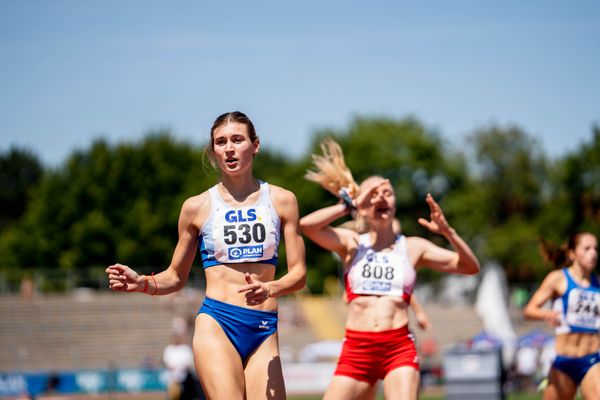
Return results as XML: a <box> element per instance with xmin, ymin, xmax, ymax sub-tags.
<box><xmin>0</xmin><ymin>148</ymin><xmax>43</xmax><ymax>231</ymax></box>
<box><xmin>1</xmin><ymin>119</ymin><xmax>599</xmax><ymax>292</ymax></box>
<box><xmin>449</xmin><ymin>126</ymin><xmax>550</xmax><ymax>281</ymax></box>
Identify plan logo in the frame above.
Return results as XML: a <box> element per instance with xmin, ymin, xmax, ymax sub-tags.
<box><xmin>229</xmin><ymin>245</ymin><xmax>263</xmax><ymax>259</ymax></box>
<box><xmin>362</xmin><ymin>281</ymin><xmax>391</xmax><ymax>292</ymax></box>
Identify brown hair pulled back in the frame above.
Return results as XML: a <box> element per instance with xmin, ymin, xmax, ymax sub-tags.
<box><xmin>539</xmin><ymin>232</ymin><xmax>593</xmax><ymax>268</ymax></box>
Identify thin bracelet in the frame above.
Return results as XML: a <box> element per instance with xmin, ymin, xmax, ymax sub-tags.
<box><xmin>151</xmin><ymin>273</ymin><xmax>158</xmax><ymax>296</ymax></box>
<box><xmin>142</xmin><ymin>276</ymin><xmax>149</xmax><ymax>294</ymax></box>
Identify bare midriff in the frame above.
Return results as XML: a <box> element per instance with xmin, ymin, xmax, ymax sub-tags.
<box><xmin>555</xmin><ymin>332</ymin><xmax>600</xmax><ymax>357</ymax></box>
<box><xmin>346</xmin><ymin>295</ymin><xmax>409</xmax><ymax>332</ymax></box>
<box><xmin>204</xmin><ymin>263</ymin><xmax>277</xmax><ymax>311</ymax></box>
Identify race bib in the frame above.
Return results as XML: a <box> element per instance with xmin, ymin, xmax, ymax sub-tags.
<box><xmin>349</xmin><ymin>250</ymin><xmax>405</xmax><ymax>296</ymax></box>
<box><xmin>566</xmin><ymin>288</ymin><xmax>600</xmax><ymax>331</ymax></box>
<box><xmin>213</xmin><ymin>205</ymin><xmax>275</xmax><ymax>263</ymax></box>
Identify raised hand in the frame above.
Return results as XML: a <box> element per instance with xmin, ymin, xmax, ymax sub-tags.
<box><xmin>417</xmin><ymin>193</ymin><xmax>452</xmax><ymax>235</ymax></box>
<box><xmin>354</xmin><ymin>179</ymin><xmax>390</xmax><ymax>210</ymax></box>
<box><xmin>237</xmin><ymin>272</ymin><xmax>271</xmax><ymax>305</ymax></box>
<box><xmin>105</xmin><ymin>263</ymin><xmax>142</xmax><ymax>292</ymax></box>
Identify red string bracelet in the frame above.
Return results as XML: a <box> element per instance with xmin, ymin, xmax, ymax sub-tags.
<box><xmin>151</xmin><ymin>272</ymin><xmax>158</xmax><ymax>296</ymax></box>
<box><xmin>142</xmin><ymin>276</ymin><xmax>149</xmax><ymax>294</ymax></box>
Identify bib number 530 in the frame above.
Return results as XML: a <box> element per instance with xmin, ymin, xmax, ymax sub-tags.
<box><xmin>223</xmin><ymin>223</ymin><xmax>266</xmax><ymax>245</ymax></box>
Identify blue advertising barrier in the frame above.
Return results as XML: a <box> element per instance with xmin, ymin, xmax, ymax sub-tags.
<box><xmin>0</xmin><ymin>368</ymin><xmax>167</xmax><ymax>398</ymax></box>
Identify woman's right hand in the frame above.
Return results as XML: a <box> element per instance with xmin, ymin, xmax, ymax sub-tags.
<box><xmin>106</xmin><ymin>263</ymin><xmax>143</xmax><ymax>292</ymax></box>
<box><xmin>354</xmin><ymin>179</ymin><xmax>390</xmax><ymax>210</ymax></box>
<box><xmin>543</xmin><ymin>310</ymin><xmax>562</xmax><ymax>328</ymax></box>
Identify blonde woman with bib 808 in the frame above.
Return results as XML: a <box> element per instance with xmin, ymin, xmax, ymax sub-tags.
<box><xmin>300</xmin><ymin>139</ymin><xmax>480</xmax><ymax>400</ymax></box>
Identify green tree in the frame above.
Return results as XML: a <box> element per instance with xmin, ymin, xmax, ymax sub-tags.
<box><xmin>4</xmin><ymin>119</ymin><xmax>599</xmax><ymax>293</ymax></box>
<box><xmin>538</xmin><ymin>125</ymin><xmax>600</xmax><ymax>247</ymax></box>
<box><xmin>0</xmin><ymin>133</ymin><xmax>214</xmax><ymax>288</ymax></box>
<box><xmin>451</xmin><ymin>125</ymin><xmax>549</xmax><ymax>281</ymax></box>
<box><xmin>0</xmin><ymin>148</ymin><xmax>43</xmax><ymax>231</ymax></box>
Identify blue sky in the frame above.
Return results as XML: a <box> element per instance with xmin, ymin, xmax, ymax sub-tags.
<box><xmin>1</xmin><ymin>1</ymin><xmax>599</xmax><ymax>166</ymax></box>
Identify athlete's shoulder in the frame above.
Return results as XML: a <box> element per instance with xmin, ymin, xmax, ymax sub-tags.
<box><xmin>547</xmin><ymin>268</ymin><xmax>565</xmax><ymax>280</ymax></box>
<box><xmin>404</xmin><ymin>235</ymin><xmax>431</xmax><ymax>249</ymax></box>
<box><xmin>542</xmin><ymin>269</ymin><xmax>566</xmax><ymax>289</ymax></box>
<box><xmin>266</xmin><ymin>183</ymin><xmax>298</xmax><ymax>205</ymax></box>
<box><xmin>181</xmin><ymin>191</ymin><xmax>211</xmax><ymax>215</ymax></box>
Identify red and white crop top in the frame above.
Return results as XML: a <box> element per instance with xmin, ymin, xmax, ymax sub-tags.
<box><xmin>344</xmin><ymin>233</ymin><xmax>416</xmax><ymax>304</ymax></box>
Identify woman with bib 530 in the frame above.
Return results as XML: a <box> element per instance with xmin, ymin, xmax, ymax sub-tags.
<box><xmin>106</xmin><ymin>111</ymin><xmax>307</xmax><ymax>399</ymax></box>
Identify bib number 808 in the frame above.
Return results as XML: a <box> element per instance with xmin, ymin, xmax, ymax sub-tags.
<box><xmin>362</xmin><ymin>264</ymin><xmax>394</xmax><ymax>280</ymax></box>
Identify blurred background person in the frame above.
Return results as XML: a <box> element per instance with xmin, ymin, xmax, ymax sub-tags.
<box><xmin>523</xmin><ymin>232</ymin><xmax>600</xmax><ymax>400</ymax></box>
<box><xmin>163</xmin><ymin>317</ymin><xmax>197</xmax><ymax>400</ymax></box>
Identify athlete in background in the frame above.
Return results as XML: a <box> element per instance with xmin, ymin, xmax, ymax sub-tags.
<box><xmin>523</xmin><ymin>232</ymin><xmax>600</xmax><ymax>400</ymax></box>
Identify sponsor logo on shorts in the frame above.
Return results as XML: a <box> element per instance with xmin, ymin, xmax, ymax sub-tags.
<box><xmin>228</xmin><ymin>245</ymin><xmax>263</xmax><ymax>259</ymax></box>
<box><xmin>362</xmin><ymin>281</ymin><xmax>391</xmax><ymax>291</ymax></box>
<box><xmin>259</xmin><ymin>320</ymin><xmax>270</xmax><ymax>330</ymax></box>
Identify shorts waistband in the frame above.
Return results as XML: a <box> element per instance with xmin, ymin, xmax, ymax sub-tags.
<box><xmin>345</xmin><ymin>325</ymin><xmax>410</xmax><ymax>339</ymax></box>
<box><xmin>202</xmin><ymin>296</ymin><xmax>278</xmax><ymax>317</ymax></box>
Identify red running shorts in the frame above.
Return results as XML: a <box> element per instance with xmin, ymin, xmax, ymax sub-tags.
<box><xmin>334</xmin><ymin>325</ymin><xmax>419</xmax><ymax>384</ymax></box>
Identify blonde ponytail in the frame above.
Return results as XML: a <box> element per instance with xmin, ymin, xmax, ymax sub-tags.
<box><xmin>305</xmin><ymin>138</ymin><xmax>369</xmax><ymax>232</ymax></box>
<box><xmin>304</xmin><ymin>138</ymin><xmax>359</xmax><ymax>197</ymax></box>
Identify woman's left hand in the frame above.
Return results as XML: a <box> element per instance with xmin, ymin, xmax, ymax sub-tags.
<box><xmin>418</xmin><ymin>193</ymin><xmax>452</xmax><ymax>235</ymax></box>
<box><xmin>415</xmin><ymin>311</ymin><xmax>432</xmax><ymax>331</ymax></box>
<box><xmin>238</xmin><ymin>273</ymin><xmax>271</xmax><ymax>305</ymax></box>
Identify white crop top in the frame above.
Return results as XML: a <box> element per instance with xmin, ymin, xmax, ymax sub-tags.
<box><xmin>552</xmin><ymin>268</ymin><xmax>600</xmax><ymax>335</ymax></box>
<box><xmin>198</xmin><ymin>181</ymin><xmax>281</xmax><ymax>268</ymax></box>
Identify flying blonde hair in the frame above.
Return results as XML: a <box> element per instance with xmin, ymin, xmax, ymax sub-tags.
<box><xmin>304</xmin><ymin>138</ymin><xmax>359</xmax><ymax>197</ymax></box>
<box><xmin>305</xmin><ymin>138</ymin><xmax>369</xmax><ymax>232</ymax></box>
